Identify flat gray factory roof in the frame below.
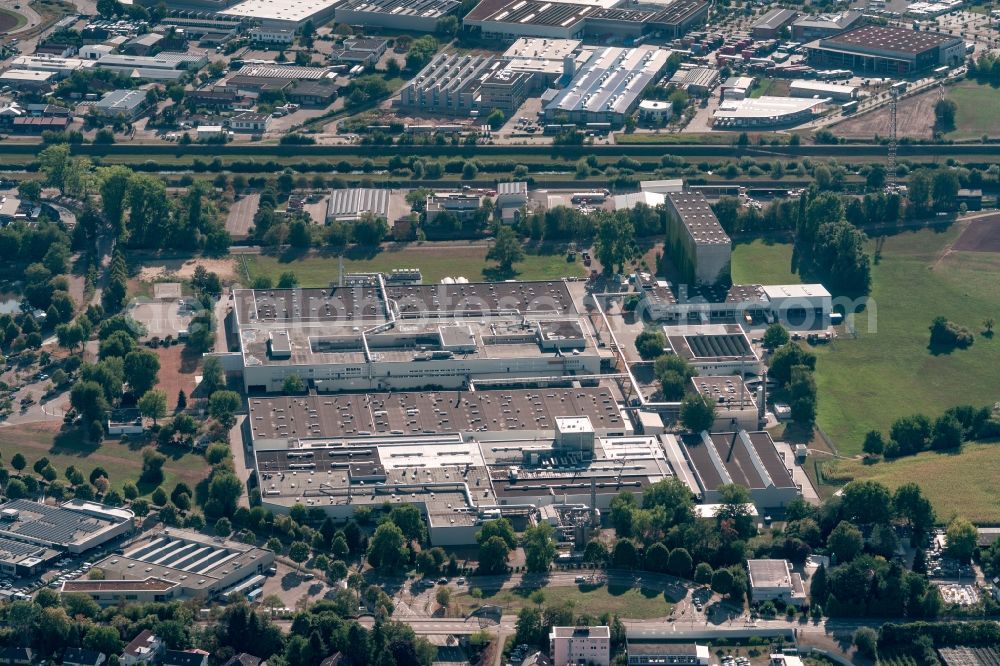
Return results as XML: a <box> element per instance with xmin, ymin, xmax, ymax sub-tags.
<box><xmin>544</xmin><ymin>46</ymin><xmax>670</xmax><ymax>116</ymax></box>
<box><xmin>239</xmin><ymin>314</ymin><xmax>598</xmax><ymax>367</ymax></box>
<box><xmin>792</xmin><ymin>10</ymin><xmax>861</xmax><ymax>30</ymax></box>
<box><xmin>337</xmin><ymin>0</ymin><xmax>459</xmax><ymax>17</ymax></box>
<box><xmin>647</xmin><ymin>0</ymin><xmax>707</xmax><ymax>25</ymax></box>
<box><xmin>0</xmin><ymin>499</ymin><xmax>127</xmax><ymax>548</ymax></box>
<box><xmin>385</xmin><ymin>280</ymin><xmax>577</xmax><ymax>316</ymax></box>
<box><xmin>753</xmin><ymin>7</ymin><xmax>798</xmax><ymax>29</ymax></box>
<box><xmin>235</xmin><ymin>64</ymin><xmax>331</xmax><ymax>80</ymax></box>
<box><xmin>96</xmin><ymin>52</ymin><xmax>205</xmax><ymax>68</ymax></box>
<box><xmin>327</xmin><ymin>188</ymin><xmax>390</xmax><ymax>220</ymax></box>
<box><xmin>248</xmin><ymin>387</ymin><xmax>625</xmax><ymax>440</ymax></box>
<box><xmin>681</xmin><ymin>431</ymin><xmax>795</xmax><ymax>491</ymax></box>
<box><xmin>95</xmin><ymin>530</ymin><xmax>272</xmax><ymax>590</ymax></box>
<box><xmin>233</xmin><ymin>286</ymin><xmax>386</xmax><ymax>324</ymax></box>
<box><xmin>256</xmin><ymin>438</ymin><xmax>490</xmax><ymax>521</ymax></box>
<box><xmin>726</xmin><ymin>283</ymin><xmax>767</xmax><ymax>304</ymax></box>
<box><xmin>822</xmin><ymin>24</ymin><xmax>961</xmax><ymax>55</ymax></box>
<box><xmin>667</xmin><ymin>192</ymin><xmax>730</xmax><ymax>245</ymax></box>
<box><xmin>465</xmin><ymin>0</ymin><xmax>588</xmax><ymax>23</ymax></box>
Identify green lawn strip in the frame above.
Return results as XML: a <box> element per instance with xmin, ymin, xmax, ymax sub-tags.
<box><xmin>0</xmin><ymin>424</ymin><xmax>210</xmax><ymax>497</ymax></box>
<box><xmin>827</xmin><ymin>443</ymin><xmax>1000</xmax><ymax>524</ymax></box>
<box><xmin>945</xmin><ymin>82</ymin><xmax>1000</xmax><ymax>140</ymax></box>
<box><xmin>239</xmin><ymin>246</ymin><xmax>584</xmax><ymax>286</ymax></box>
<box><xmin>730</xmin><ymin>240</ymin><xmax>801</xmax><ymax>285</ymax></box>
<box><xmin>456</xmin><ymin>583</ymin><xmax>673</xmax><ymax>619</ymax></box>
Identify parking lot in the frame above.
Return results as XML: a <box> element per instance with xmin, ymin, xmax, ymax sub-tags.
<box><xmin>225</xmin><ymin>192</ymin><xmax>260</xmax><ymax>239</ymax></box>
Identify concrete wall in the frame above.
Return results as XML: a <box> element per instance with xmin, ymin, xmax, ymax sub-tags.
<box><xmin>694</xmin><ymin>243</ymin><xmax>731</xmax><ymax>285</ymax></box>
<box><xmin>335</xmin><ymin>9</ymin><xmax>440</xmax><ymax>32</ymax></box>
<box><xmin>69</xmin><ymin>519</ymin><xmax>134</xmax><ymax>554</ymax></box>
<box><xmin>243</xmin><ymin>353</ymin><xmax>602</xmax><ymax>392</ymax></box>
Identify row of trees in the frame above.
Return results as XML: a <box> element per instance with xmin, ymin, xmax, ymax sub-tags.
<box><xmin>0</xmin><ymin>582</ymin><xmax>436</xmax><ymax>666</ymax></box>
<box><xmin>37</xmin><ymin>146</ymin><xmax>230</xmax><ymax>254</ymax></box>
<box><xmin>862</xmin><ymin>403</ymin><xmax>1000</xmax><ymax>460</ymax></box>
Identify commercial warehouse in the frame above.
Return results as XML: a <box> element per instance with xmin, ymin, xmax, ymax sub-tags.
<box><xmin>64</xmin><ymin>528</ymin><xmax>274</xmax><ymax>604</ymax></box>
<box><xmin>542</xmin><ymin>46</ymin><xmax>672</xmax><ymax>126</ymax></box>
<box><xmin>326</xmin><ymin>188</ymin><xmax>390</xmax><ymax>223</ymax></box>
<box><xmin>94</xmin><ymin>52</ymin><xmax>209</xmax><ymax>81</ymax></box>
<box><xmin>662</xmin><ymin>430</ymin><xmax>800</xmax><ymax>507</ymax></box>
<box><xmin>805</xmin><ymin>24</ymin><xmax>966</xmax><ymax>74</ymax></box>
<box><xmin>789</xmin><ymin>79</ymin><xmax>858</xmax><ymax>101</ymax></box>
<box><xmin>221</xmin><ymin>0</ymin><xmax>341</xmax><ymax>29</ymax></box>
<box><xmin>334</xmin><ymin>0</ymin><xmax>460</xmax><ymax>32</ymax></box>
<box><xmin>463</xmin><ymin>0</ymin><xmax>706</xmax><ymax>41</ymax></box>
<box><xmin>751</xmin><ymin>8</ymin><xmax>798</xmax><ymax>39</ymax></box>
<box><xmin>0</xmin><ymin>500</ymin><xmax>134</xmax><ymax>575</ymax></box>
<box><xmin>712</xmin><ymin>96</ymin><xmax>828</xmax><ymax>129</ymax></box>
<box><xmin>791</xmin><ymin>10</ymin><xmax>862</xmax><ymax>41</ymax></box>
<box><xmin>398</xmin><ymin>53</ymin><xmax>501</xmax><ymax>116</ymax></box>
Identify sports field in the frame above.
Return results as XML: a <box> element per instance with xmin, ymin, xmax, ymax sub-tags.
<box><xmin>238</xmin><ymin>244</ymin><xmax>585</xmax><ymax>287</ymax></box>
<box><xmin>0</xmin><ymin>423</ymin><xmax>211</xmax><ymax>497</ymax></box>
<box><xmin>825</xmin><ymin>444</ymin><xmax>1000</xmax><ymax>524</ymax></box>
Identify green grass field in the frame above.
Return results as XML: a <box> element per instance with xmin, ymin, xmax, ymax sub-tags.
<box><xmin>826</xmin><ymin>444</ymin><xmax>1000</xmax><ymax>524</ymax></box>
<box><xmin>945</xmin><ymin>82</ymin><xmax>1000</xmax><ymax>140</ymax></box>
<box><xmin>238</xmin><ymin>245</ymin><xmax>585</xmax><ymax>287</ymax></box>
<box><xmin>730</xmin><ymin>240</ymin><xmax>800</xmax><ymax>285</ymax></box>
<box><xmin>456</xmin><ymin>583</ymin><xmax>673</xmax><ymax>619</ymax></box>
<box><xmin>813</xmin><ymin>222</ymin><xmax>1000</xmax><ymax>455</ymax></box>
<box><xmin>732</xmin><ymin>222</ymin><xmax>1000</xmax><ymax>458</ymax></box>
<box><xmin>0</xmin><ymin>424</ymin><xmax>211</xmax><ymax>498</ymax></box>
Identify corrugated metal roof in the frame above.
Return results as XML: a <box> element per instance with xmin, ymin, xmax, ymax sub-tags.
<box><xmin>326</xmin><ymin>188</ymin><xmax>390</xmax><ymax>221</ymax></box>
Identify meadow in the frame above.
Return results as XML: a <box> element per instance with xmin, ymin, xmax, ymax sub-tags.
<box><xmin>0</xmin><ymin>423</ymin><xmax>211</xmax><ymax>497</ymax></box>
<box><xmin>730</xmin><ymin>220</ymin><xmax>1000</xmax><ymax>456</ymax></box>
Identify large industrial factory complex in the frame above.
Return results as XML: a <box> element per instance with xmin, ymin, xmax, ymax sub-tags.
<box><xmin>212</xmin><ymin>177</ymin><xmax>831</xmax><ymax>545</ymax></box>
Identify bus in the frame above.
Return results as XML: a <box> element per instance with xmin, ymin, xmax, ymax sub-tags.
<box><xmin>841</xmin><ymin>100</ymin><xmax>859</xmax><ymax>113</ymax></box>
<box><xmin>933</xmin><ymin>65</ymin><xmax>949</xmax><ymax>78</ymax></box>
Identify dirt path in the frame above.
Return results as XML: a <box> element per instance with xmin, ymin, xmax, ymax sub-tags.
<box><xmin>833</xmin><ymin>87</ymin><xmax>939</xmax><ymax>139</ymax></box>
<box><xmin>137</xmin><ymin>257</ymin><xmax>239</xmax><ymax>283</ymax></box>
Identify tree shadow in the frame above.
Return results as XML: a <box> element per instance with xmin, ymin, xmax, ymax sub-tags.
<box><xmin>482</xmin><ymin>266</ymin><xmax>517</xmax><ymax>281</ymax></box>
<box><xmin>49</xmin><ymin>427</ymin><xmax>100</xmax><ymax>457</ymax></box>
<box><xmin>775</xmin><ymin>423</ymin><xmax>815</xmax><ymax>445</ymax></box>
<box><xmin>278</xmin><ymin>246</ymin><xmax>310</xmax><ymax>263</ymax></box>
<box><xmin>927</xmin><ymin>341</ymin><xmax>958</xmax><ymax>356</ymax></box>
<box><xmin>345</xmin><ymin>244</ymin><xmax>384</xmax><ymax>261</ymax></box>
<box><xmin>179</xmin><ymin>347</ymin><xmax>202</xmax><ymax>374</ymax></box>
